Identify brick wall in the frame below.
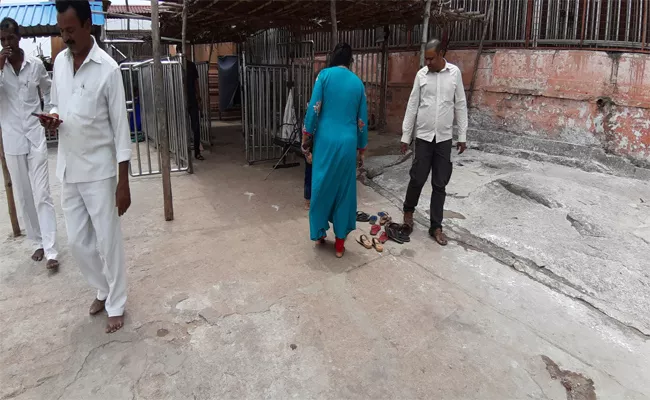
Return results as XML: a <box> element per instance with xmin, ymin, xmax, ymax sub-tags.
<box><xmin>385</xmin><ymin>49</ymin><xmax>650</xmax><ymax>165</ymax></box>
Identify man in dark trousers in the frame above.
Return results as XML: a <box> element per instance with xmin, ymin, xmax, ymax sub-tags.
<box><xmin>177</xmin><ymin>45</ymin><xmax>204</xmax><ymax>160</ymax></box>
<box><xmin>400</xmin><ymin>39</ymin><xmax>468</xmax><ymax>246</ymax></box>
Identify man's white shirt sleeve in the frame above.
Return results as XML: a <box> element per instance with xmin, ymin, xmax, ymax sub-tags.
<box><xmin>107</xmin><ymin>68</ymin><xmax>132</xmax><ymax>163</ymax></box>
<box><xmin>401</xmin><ymin>72</ymin><xmax>421</xmax><ymax>145</ymax></box>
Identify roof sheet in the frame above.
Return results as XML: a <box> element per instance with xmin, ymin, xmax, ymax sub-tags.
<box><xmin>0</xmin><ymin>1</ymin><xmax>105</xmax><ymax>37</ymax></box>
<box><xmin>107</xmin><ymin>5</ymin><xmax>151</xmax><ymax>16</ymax></box>
<box><xmin>160</xmin><ymin>0</ymin><xmax>484</xmax><ymax>44</ymax></box>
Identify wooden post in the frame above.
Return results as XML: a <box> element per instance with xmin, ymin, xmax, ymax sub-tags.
<box><xmin>181</xmin><ymin>0</ymin><xmax>194</xmax><ymax>174</ymax></box>
<box><xmin>525</xmin><ymin>0</ymin><xmax>534</xmax><ymax>48</ymax></box>
<box><xmin>0</xmin><ymin>130</ymin><xmax>21</xmax><ymax>237</ymax></box>
<box><xmin>419</xmin><ymin>0</ymin><xmax>433</xmax><ymax>68</ymax></box>
<box><xmin>151</xmin><ymin>0</ymin><xmax>174</xmax><ymax>221</ymax></box>
<box><xmin>466</xmin><ymin>0</ymin><xmax>495</xmax><ymax>110</ymax></box>
<box><xmin>125</xmin><ymin>0</ymin><xmax>133</xmax><ymax>59</ymax></box>
<box><xmin>642</xmin><ymin>1</ymin><xmax>648</xmax><ymax>51</ymax></box>
<box><xmin>330</xmin><ymin>0</ymin><xmax>338</xmax><ymax>49</ymax></box>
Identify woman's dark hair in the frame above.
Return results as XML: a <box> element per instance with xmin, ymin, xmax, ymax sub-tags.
<box><xmin>55</xmin><ymin>0</ymin><xmax>92</xmax><ymax>25</ymax></box>
<box><xmin>328</xmin><ymin>43</ymin><xmax>353</xmax><ymax>68</ymax></box>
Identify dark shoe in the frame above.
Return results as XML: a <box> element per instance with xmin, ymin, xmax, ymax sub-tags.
<box><xmin>429</xmin><ymin>227</ymin><xmax>448</xmax><ymax>246</ymax></box>
<box><xmin>403</xmin><ymin>211</ymin><xmax>414</xmax><ymax>227</ymax></box>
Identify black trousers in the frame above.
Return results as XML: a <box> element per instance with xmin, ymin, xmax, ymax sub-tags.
<box><xmin>403</xmin><ymin>138</ymin><xmax>453</xmax><ymax>229</ymax></box>
<box><xmin>188</xmin><ymin>103</ymin><xmax>201</xmax><ymax>156</ymax></box>
<box><xmin>304</xmin><ymin>159</ymin><xmax>312</xmax><ymax>200</ymax></box>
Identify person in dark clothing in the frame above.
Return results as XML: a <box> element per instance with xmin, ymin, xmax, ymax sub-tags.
<box><xmin>177</xmin><ymin>45</ymin><xmax>204</xmax><ymax>160</ymax></box>
<box><xmin>304</xmin><ymin>155</ymin><xmax>312</xmax><ymax>210</ymax></box>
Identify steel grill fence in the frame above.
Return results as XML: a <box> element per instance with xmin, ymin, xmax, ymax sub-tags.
<box><xmin>300</xmin><ymin>0</ymin><xmax>649</xmax><ymax>52</ymax></box>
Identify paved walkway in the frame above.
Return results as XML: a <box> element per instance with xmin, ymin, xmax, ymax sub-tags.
<box><xmin>1</xmin><ymin>125</ymin><xmax>648</xmax><ymax>399</ymax></box>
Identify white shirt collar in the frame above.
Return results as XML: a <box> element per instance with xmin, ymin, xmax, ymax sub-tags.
<box><xmin>64</xmin><ymin>36</ymin><xmax>103</xmax><ymax>65</ymax></box>
<box><xmin>427</xmin><ymin>60</ymin><xmax>449</xmax><ymax>74</ymax></box>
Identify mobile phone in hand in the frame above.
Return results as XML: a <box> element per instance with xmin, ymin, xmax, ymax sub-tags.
<box><xmin>31</xmin><ymin>112</ymin><xmax>62</xmax><ymax>123</ymax></box>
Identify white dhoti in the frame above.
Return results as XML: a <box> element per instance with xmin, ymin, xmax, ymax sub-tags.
<box><xmin>61</xmin><ymin>176</ymin><xmax>127</xmax><ymax>317</ymax></box>
<box><xmin>5</xmin><ymin>140</ymin><xmax>58</xmax><ymax>260</ymax></box>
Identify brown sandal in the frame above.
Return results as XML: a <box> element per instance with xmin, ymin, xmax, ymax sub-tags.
<box><xmin>356</xmin><ymin>234</ymin><xmax>373</xmax><ymax>249</ymax></box>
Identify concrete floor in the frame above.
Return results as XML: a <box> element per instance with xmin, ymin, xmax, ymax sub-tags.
<box><xmin>1</xmin><ymin>123</ymin><xmax>649</xmax><ymax>399</ymax></box>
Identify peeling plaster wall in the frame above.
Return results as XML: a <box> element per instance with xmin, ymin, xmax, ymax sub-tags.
<box><xmin>385</xmin><ymin>49</ymin><xmax>650</xmax><ymax>166</ymax></box>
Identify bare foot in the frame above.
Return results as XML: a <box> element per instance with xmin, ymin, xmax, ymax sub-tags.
<box><xmin>31</xmin><ymin>248</ymin><xmax>44</xmax><ymax>262</ymax></box>
<box><xmin>304</xmin><ymin>200</ymin><xmax>310</xmax><ymax>210</ymax></box>
<box><xmin>106</xmin><ymin>315</ymin><xmax>124</xmax><ymax>333</ymax></box>
<box><xmin>89</xmin><ymin>298</ymin><xmax>106</xmax><ymax>315</ymax></box>
<box><xmin>46</xmin><ymin>259</ymin><xmax>59</xmax><ymax>271</ymax></box>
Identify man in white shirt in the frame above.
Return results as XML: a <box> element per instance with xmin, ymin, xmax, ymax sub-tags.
<box><xmin>42</xmin><ymin>0</ymin><xmax>132</xmax><ymax>333</ymax></box>
<box><xmin>400</xmin><ymin>39</ymin><xmax>468</xmax><ymax>246</ymax></box>
<box><xmin>0</xmin><ymin>17</ymin><xmax>59</xmax><ymax>270</ymax></box>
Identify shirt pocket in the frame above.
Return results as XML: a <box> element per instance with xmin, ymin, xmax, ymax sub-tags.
<box><xmin>441</xmin><ymin>78</ymin><xmax>456</xmax><ymax>105</ymax></box>
<box><xmin>70</xmin><ymin>85</ymin><xmax>98</xmax><ymax>121</ymax></box>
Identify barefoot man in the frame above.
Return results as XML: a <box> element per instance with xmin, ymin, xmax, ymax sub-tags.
<box><xmin>43</xmin><ymin>0</ymin><xmax>132</xmax><ymax>333</ymax></box>
<box><xmin>0</xmin><ymin>17</ymin><xmax>59</xmax><ymax>270</ymax></box>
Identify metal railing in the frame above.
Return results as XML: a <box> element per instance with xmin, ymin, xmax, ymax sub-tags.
<box><xmin>240</xmin><ymin>40</ymin><xmax>315</xmax><ymax>164</ymax></box>
<box><xmin>300</xmin><ymin>0</ymin><xmax>649</xmax><ymax>52</ymax></box>
<box><xmin>196</xmin><ymin>62</ymin><xmax>212</xmax><ymax>146</ymax></box>
<box><xmin>121</xmin><ymin>59</ymin><xmax>190</xmax><ymax>177</ymax></box>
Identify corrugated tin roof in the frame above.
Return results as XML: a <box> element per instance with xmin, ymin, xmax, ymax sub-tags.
<box><xmin>0</xmin><ymin>1</ymin><xmax>105</xmax><ymax>37</ymax></box>
<box><xmin>107</xmin><ymin>5</ymin><xmax>150</xmax><ymax>16</ymax></box>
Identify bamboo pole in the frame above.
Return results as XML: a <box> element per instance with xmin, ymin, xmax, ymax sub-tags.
<box><xmin>151</xmin><ymin>0</ymin><xmax>174</xmax><ymax>221</ymax></box>
<box><xmin>330</xmin><ymin>0</ymin><xmax>338</xmax><ymax>49</ymax></box>
<box><xmin>0</xmin><ymin>130</ymin><xmax>21</xmax><ymax>237</ymax></box>
<box><xmin>466</xmin><ymin>0</ymin><xmax>495</xmax><ymax>110</ymax></box>
<box><xmin>419</xmin><ymin>0</ymin><xmax>433</xmax><ymax>68</ymax></box>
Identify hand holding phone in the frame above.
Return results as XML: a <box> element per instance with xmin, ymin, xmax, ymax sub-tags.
<box><xmin>33</xmin><ymin>112</ymin><xmax>62</xmax><ymax>130</ymax></box>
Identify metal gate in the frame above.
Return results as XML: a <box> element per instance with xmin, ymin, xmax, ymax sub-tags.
<box><xmin>350</xmin><ymin>51</ymin><xmax>382</xmax><ymax>130</ymax></box>
<box><xmin>196</xmin><ymin>62</ymin><xmax>211</xmax><ymax>146</ymax></box>
<box><xmin>240</xmin><ymin>39</ymin><xmax>314</xmax><ymax>164</ymax></box>
<box><xmin>121</xmin><ymin>59</ymin><xmax>190</xmax><ymax>177</ymax></box>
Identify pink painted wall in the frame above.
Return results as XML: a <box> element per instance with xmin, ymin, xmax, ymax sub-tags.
<box><xmin>385</xmin><ymin>49</ymin><xmax>650</xmax><ymax>164</ymax></box>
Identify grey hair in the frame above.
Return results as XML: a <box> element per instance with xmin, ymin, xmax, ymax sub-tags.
<box><xmin>425</xmin><ymin>39</ymin><xmax>442</xmax><ymax>53</ymax></box>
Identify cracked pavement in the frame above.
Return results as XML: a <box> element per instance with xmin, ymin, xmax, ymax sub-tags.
<box><xmin>1</xmin><ymin>127</ymin><xmax>649</xmax><ymax>399</ymax></box>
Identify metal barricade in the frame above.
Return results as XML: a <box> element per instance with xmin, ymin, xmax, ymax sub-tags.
<box><xmin>241</xmin><ymin>41</ymin><xmax>314</xmax><ymax>164</ymax></box>
<box><xmin>196</xmin><ymin>62</ymin><xmax>212</xmax><ymax>146</ymax></box>
<box><xmin>121</xmin><ymin>59</ymin><xmax>190</xmax><ymax>177</ymax></box>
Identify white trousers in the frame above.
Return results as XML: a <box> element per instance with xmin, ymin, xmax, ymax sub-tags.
<box><xmin>61</xmin><ymin>176</ymin><xmax>127</xmax><ymax>317</ymax></box>
<box><xmin>5</xmin><ymin>140</ymin><xmax>58</xmax><ymax>260</ymax></box>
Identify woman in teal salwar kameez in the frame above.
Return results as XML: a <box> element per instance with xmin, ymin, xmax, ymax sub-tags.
<box><xmin>301</xmin><ymin>43</ymin><xmax>369</xmax><ymax>258</ymax></box>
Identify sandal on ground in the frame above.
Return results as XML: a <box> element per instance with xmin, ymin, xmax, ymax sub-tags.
<box><xmin>370</xmin><ymin>224</ymin><xmax>381</xmax><ymax>236</ymax></box>
<box><xmin>356</xmin><ymin>211</ymin><xmax>371</xmax><ymax>222</ymax></box>
<box><xmin>195</xmin><ymin>154</ymin><xmax>205</xmax><ymax>161</ymax></box>
<box><xmin>369</xmin><ymin>215</ymin><xmax>378</xmax><ymax>224</ymax></box>
<box><xmin>356</xmin><ymin>234</ymin><xmax>373</xmax><ymax>249</ymax></box>
<box><xmin>385</xmin><ymin>224</ymin><xmax>404</xmax><ymax>244</ymax></box>
<box><xmin>379</xmin><ymin>214</ymin><xmax>392</xmax><ymax>226</ymax></box>
<box><xmin>372</xmin><ymin>238</ymin><xmax>384</xmax><ymax>252</ymax></box>
<box><xmin>388</xmin><ymin>223</ymin><xmax>411</xmax><ymax>243</ymax></box>
<box><xmin>378</xmin><ymin>231</ymin><xmax>388</xmax><ymax>244</ymax></box>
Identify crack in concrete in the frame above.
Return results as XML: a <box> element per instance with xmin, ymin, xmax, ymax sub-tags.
<box><xmin>362</xmin><ymin>176</ymin><xmax>650</xmax><ymax>339</ymax></box>
<box><xmin>493</xmin><ymin>179</ymin><xmax>563</xmax><ymax>209</ymax></box>
<box><xmin>55</xmin><ymin>340</ymin><xmax>133</xmax><ymax>400</ymax></box>
<box><xmin>1</xmin><ymin>373</ymin><xmax>59</xmax><ymax>400</ymax></box>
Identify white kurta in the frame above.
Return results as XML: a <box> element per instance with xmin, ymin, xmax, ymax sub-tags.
<box><xmin>50</xmin><ymin>38</ymin><xmax>132</xmax><ymax>317</ymax></box>
<box><xmin>0</xmin><ymin>55</ymin><xmax>58</xmax><ymax>260</ymax></box>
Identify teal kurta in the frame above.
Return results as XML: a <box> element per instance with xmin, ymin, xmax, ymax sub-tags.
<box><xmin>303</xmin><ymin>67</ymin><xmax>369</xmax><ymax>240</ymax></box>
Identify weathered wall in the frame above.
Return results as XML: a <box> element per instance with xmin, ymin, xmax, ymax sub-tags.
<box><xmin>385</xmin><ymin>49</ymin><xmax>650</xmax><ymax>166</ymax></box>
